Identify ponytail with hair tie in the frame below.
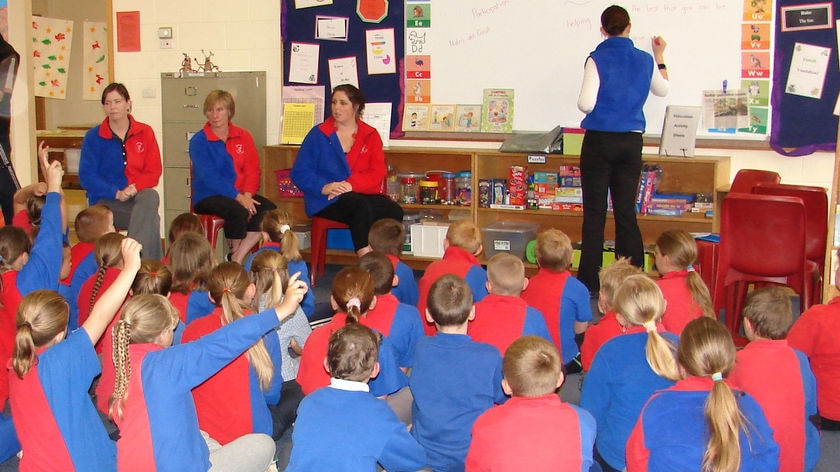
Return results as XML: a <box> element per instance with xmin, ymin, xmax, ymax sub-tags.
<box><xmin>279</xmin><ymin>224</ymin><xmax>290</xmax><ymax>234</ymax></box>
<box><xmin>642</xmin><ymin>320</ymin><xmax>657</xmax><ymax>332</ymax></box>
<box><xmin>346</xmin><ymin>297</ymin><xmax>361</xmax><ymax>310</ymax></box>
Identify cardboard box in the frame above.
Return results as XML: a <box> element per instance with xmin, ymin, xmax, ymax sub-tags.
<box><xmin>410</xmin><ymin>223</ymin><xmax>450</xmax><ymax>258</ymax></box>
<box><xmin>482</xmin><ymin>221</ymin><xmax>539</xmax><ymax>260</ymax></box>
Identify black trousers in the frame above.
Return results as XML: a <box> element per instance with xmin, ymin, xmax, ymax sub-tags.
<box><xmin>194</xmin><ymin>193</ymin><xmax>276</xmax><ymax>240</ymax></box>
<box><xmin>578</xmin><ymin>130</ymin><xmax>645</xmax><ymax>294</ymax></box>
<box><xmin>314</xmin><ymin>192</ymin><xmax>404</xmax><ymax>251</ymax></box>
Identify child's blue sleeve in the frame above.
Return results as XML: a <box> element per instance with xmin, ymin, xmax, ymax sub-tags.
<box><xmin>393</xmin><ymin>261</ymin><xmax>419</xmax><ymax>306</ymax></box>
<box><xmin>523</xmin><ymin>306</ymin><xmax>553</xmax><ymax>343</ymax></box>
<box><xmin>369</xmin><ymin>334</ymin><xmax>409</xmax><ymax>397</ymax></box>
<box><xmin>289</xmin><ymin>259</ymin><xmax>315</xmax><ymax>319</ymax></box>
<box><xmin>186</xmin><ymin>290</ymin><xmax>216</xmax><ymax>324</ymax></box>
<box><xmin>18</xmin><ymin>193</ymin><xmax>62</xmax><ymax>295</ymax></box>
<box><xmin>464</xmin><ymin>265</ymin><xmax>489</xmax><ymax>303</ymax></box>
<box><xmin>796</xmin><ymin>349</ymin><xmax>820</xmax><ymax>471</ymax></box>
<box><xmin>571</xmin><ymin>405</ymin><xmax>597</xmax><ymax>472</ymax></box>
<box><xmin>263</xmin><ymin>331</ymin><xmax>283</xmax><ymax>405</ymax></box>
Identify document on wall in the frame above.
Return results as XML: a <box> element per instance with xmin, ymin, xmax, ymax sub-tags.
<box><xmin>280</xmin><ymin>103</ymin><xmax>316</xmax><ymax>145</ymax></box>
<box><xmin>366</xmin><ymin>28</ymin><xmax>396</xmax><ymax>75</ymax></box>
<box><xmin>328</xmin><ymin>56</ymin><xmax>360</xmax><ymax>90</ymax></box>
<box><xmin>289</xmin><ymin>42</ymin><xmax>320</xmax><ymax>84</ymax></box>
<box><xmin>364</xmin><ymin>103</ymin><xmax>393</xmax><ymax>147</ymax></box>
<box><xmin>785</xmin><ymin>42</ymin><xmax>831</xmax><ymax>99</ymax></box>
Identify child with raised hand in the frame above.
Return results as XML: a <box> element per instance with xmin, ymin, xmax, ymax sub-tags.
<box><xmin>244</xmin><ymin>209</ymin><xmax>314</xmax><ymax>318</ymax></box>
<box><xmin>10</xmin><ymin>237</ymin><xmax>142</xmax><ymax>471</ymax></box>
<box><xmin>580</xmin><ymin>274</ymin><xmax>679</xmax><ymax>472</ymax></box>
<box><xmin>181</xmin><ymin>261</ymin><xmax>283</xmax><ymax>447</ymax></box>
<box><xmin>521</xmin><ymin>228</ymin><xmax>592</xmax><ymax>373</ymax></box>
<box><xmin>580</xmin><ymin>257</ymin><xmax>642</xmax><ymax>371</ymax></box>
<box><xmin>653</xmin><ymin>229</ymin><xmax>714</xmax><ymax>334</ymax></box>
<box><xmin>297</xmin><ymin>266</ymin><xmax>408</xmax><ymax>398</ymax></box>
<box><xmin>417</xmin><ymin>219</ymin><xmax>489</xmax><ymax>335</ymax></box>
<box><xmin>357</xmin><ymin>250</ymin><xmax>424</xmax><ymax>371</ymax></box>
<box><xmin>77</xmin><ymin>232</ymin><xmax>125</xmax><ymax>336</ymax></box>
<box><xmin>411</xmin><ymin>274</ymin><xmax>507</xmax><ymax>471</ymax></box>
<box><xmin>110</xmin><ymin>271</ymin><xmax>308</xmax><ymax>472</ymax></box>
<box><xmin>626</xmin><ymin>316</ymin><xmax>780</xmax><ymax>471</ymax></box>
<box><xmin>466</xmin><ymin>336</ymin><xmax>596</xmax><ymax>471</ymax></box>
<box><xmin>287</xmin><ymin>323</ymin><xmax>426</xmax><ymax>471</ymax></box>
<box><xmin>470</xmin><ymin>252</ymin><xmax>553</xmax><ymax>355</ymax></box>
<box><xmin>249</xmin><ymin>249</ymin><xmax>310</xmax><ymax>442</ymax></box>
<box><xmin>368</xmin><ymin>218</ymin><xmax>418</xmax><ymax>306</ymax></box>
<box><xmin>728</xmin><ymin>286</ymin><xmax>819</xmax><ymax>471</ymax></box>
<box><xmin>162</xmin><ymin>212</ymin><xmax>203</xmax><ymax>264</ymax></box>
<box><xmin>168</xmin><ymin>231</ymin><xmax>217</xmax><ymax>324</ymax></box>
<box><xmin>94</xmin><ymin>259</ymin><xmax>173</xmax><ymax>415</ymax></box>
<box><xmin>0</xmin><ymin>142</ymin><xmax>64</xmax><ymax>410</ymax></box>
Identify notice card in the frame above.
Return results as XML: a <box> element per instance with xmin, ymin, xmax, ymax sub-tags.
<box><xmin>281</xmin><ymin>103</ymin><xmax>315</xmax><ymax>145</ymax></box>
<box><xmin>785</xmin><ymin>42</ymin><xmax>831</xmax><ymax>99</ymax></box>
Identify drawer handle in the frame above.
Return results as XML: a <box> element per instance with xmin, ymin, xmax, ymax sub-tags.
<box><xmin>182</xmin><ymin>104</ymin><xmax>200</xmax><ymax>109</ymax></box>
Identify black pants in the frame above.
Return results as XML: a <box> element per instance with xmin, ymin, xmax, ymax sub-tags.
<box><xmin>578</xmin><ymin>130</ymin><xmax>645</xmax><ymax>294</ymax></box>
<box><xmin>314</xmin><ymin>192</ymin><xmax>404</xmax><ymax>251</ymax></box>
<box><xmin>194</xmin><ymin>193</ymin><xmax>276</xmax><ymax>240</ymax></box>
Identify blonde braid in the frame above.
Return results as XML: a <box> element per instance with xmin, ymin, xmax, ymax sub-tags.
<box><xmin>110</xmin><ymin>319</ymin><xmax>132</xmax><ymax>420</ymax></box>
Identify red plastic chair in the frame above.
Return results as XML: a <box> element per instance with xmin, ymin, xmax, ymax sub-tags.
<box><xmin>753</xmin><ymin>182</ymin><xmax>828</xmax><ymax>304</ymax></box>
<box><xmin>727</xmin><ymin>169</ymin><xmax>781</xmax><ymax>194</ymax></box>
<box><xmin>197</xmin><ymin>214</ymin><xmax>225</xmax><ymax>250</ymax></box>
<box><xmin>713</xmin><ymin>193</ymin><xmax>817</xmax><ymax>338</ymax></box>
<box><xmin>310</xmin><ymin>216</ymin><xmax>350</xmax><ymax>286</ymax></box>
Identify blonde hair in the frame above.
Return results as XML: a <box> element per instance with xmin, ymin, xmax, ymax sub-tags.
<box><xmin>249</xmin><ymin>250</ymin><xmax>288</xmax><ymax>312</ymax></box>
<box><xmin>534</xmin><ymin>228</ymin><xmax>573</xmax><ymax>272</ymax></box>
<box><xmin>88</xmin><ymin>233</ymin><xmax>126</xmax><ymax>317</ymax></box>
<box><xmin>203</xmin><ymin>89</ymin><xmax>235</xmax><ymax>119</ymax></box>
<box><xmin>110</xmin><ymin>294</ymin><xmax>180</xmax><ymax>419</ymax></box>
<box><xmin>503</xmin><ymin>336</ymin><xmax>561</xmax><ymax>397</ymax></box>
<box><xmin>656</xmin><ymin>230</ymin><xmax>714</xmax><ymax>318</ymax></box>
<box><xmin>260</xmin><ymin>209</ymin><xmax>301</xmax><ymax>262</ymax></box>
<box><xmin>131</xmin><ymin>259</ymin><xmax>172</xmax><ymax>296</ymax></box>
<box><xmin>208</xmin><ymin>262</ymin><xmax>274</xmax><ymax>390</ymax></box>
<box><xmin>678</xmin><ymin>317</ymin><xmax>746</xmax><ymax>472</ymax></box>
<box><xmin>445</xmin><ymin>219</ymin><xmax>483</xmax><ymax>255</ymax></box>
<box><xmin>614</xmin><ymin>274</ymin><xmax>680</xmax><ymax>381</ymax></box>
<box><xmin>331</xmin><ymin>266</ymin><xmax>375</xmax><ymax>324</ymax></box>
<box><xmin>598</xmin><ymin>257</ymin><xmax>642</xmax><ymax>311</ymax></box>
<box><xmin>486</xmin><ymin>253</ymin><xmax>525</xmax><ymax>296</ymax></box>
<box><xmin>13</xmin><ymin>290</ymin><xmax>69</xmax><ymax>378</ymax></box>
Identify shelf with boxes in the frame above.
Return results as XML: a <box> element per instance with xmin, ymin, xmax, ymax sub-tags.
<box><xmin>264</xmin><ymin>145</ymin><xmax>730</xmax><ymax>269</ymax></box>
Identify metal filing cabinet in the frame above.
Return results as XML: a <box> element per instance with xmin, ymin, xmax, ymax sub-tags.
<box><xmin>160</xmin><ymin>71</ymin><xmax>267</xmax><ymax>238</ymax></box>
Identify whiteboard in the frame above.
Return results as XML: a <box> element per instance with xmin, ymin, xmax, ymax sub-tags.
<box><xmin>420</xmin><ymin>0</ymin><xmax>750</xmax><ymax>135</ymax></box>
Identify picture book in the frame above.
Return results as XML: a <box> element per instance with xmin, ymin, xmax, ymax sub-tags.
<box><xmin>403</xmin><ymin>104</ymin><xmax>430</xmax><ymax>131</ymax></box>
<box><xmin>481</xmin><ymin>88</ymin><xmax>514</xmax><ymax>133</ymax></box>
<box><xmin>455</xmin><ymin>104</ymin><xmax>481</xmax><ymax>132</ymax></box>
<box><xmin>429</xmin><ymin>104</ymin><xmax>456</xmax><ymax>131</ymax></box>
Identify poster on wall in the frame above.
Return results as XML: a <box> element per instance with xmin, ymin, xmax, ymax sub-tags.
<box><xmin>31</xmin><ymin>16</ymin><xmax>74</xmax><ymax>99</ymax></box>
<box><xmin>82</xmin><ymin>21</ymin><xmax>108</xmax><ymax>101</ymax></box>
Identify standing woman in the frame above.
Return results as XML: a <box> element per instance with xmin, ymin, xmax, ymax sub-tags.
<box><xmin>291</xmin><ymin>84</ymin><xmax>403</xmax><ymax>258</ymax></box>
<box><xmin>80</xmin><ymin>82</ymin><xmax>163</xmax><ymax>260</ymax></box>
<box><xmin>576</xmin><ymin>5</ymin><xmax>669</xmax><ymax>295</ymax></box>
<box><xmin>190</xmin><ymin>90</ymin><xmax>276</xmax><ymax>264</ymax></box>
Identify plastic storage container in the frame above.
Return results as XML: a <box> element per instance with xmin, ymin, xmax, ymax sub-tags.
<box><xmin>441</xmin><ymin>172</ymin><xmax>457</xmax><ymax>204</ymax></box>
<box><xmin>400</xmin><ymin>177</ymin><xmax>417</xmax><ymax>204</ymax></box>
<box><xmin>482</xmin><ymin>221</ymin><xmax>540</xmax><ymax>260</ymax></box>
<box><xmin>456</xmin><ymin>170</ymin><xmax>472</xmax><ymax>206</ymax></box>
<box><xmin>419</xmin><ymin>179</ymin><xmax>439</xmax><ymax>204</ymax></box>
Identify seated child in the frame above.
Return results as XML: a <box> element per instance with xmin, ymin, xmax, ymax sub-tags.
<box><xmin>368</xmin><ymin>218</ymin><xmax>418</xmax><ymax>306</ymax></box>
<box><xmin>358</xmin><ymin>251</ymin><xmax>424</xmax><ymax>370</ymax></box>
<box><xmin>68</xmin><ymin>204</ymin><xmax>114</xmax><ymax>290</ymax></box>
<box><xmin>245</xmin><ymin>209</ymin><xmax>314</xmax><ymax>318</ymax></box>
<box><xmin>411</xmin><ymin>274</ymin><xmax>507</xmax><ymax>471</ymax></box>
<box><xmin>297</xmin><ymin>266</ymin><xmax>407</xmax><ymax>398</ymax></box>
<box><xmin>654</xmin><ymin>230</ymin><xmax>714</xmax><ymax>334</ymax></box>
<box><xmin>469</xmin><ymin>252</ymin><xmax>552</xmax><ymax>355</ymax></box>
<box><xmin>521</xmin><ymin>229</ymin><xmax>592</xmax><ymax>372</ymax></box>
<box><xmin>287</xmin><ymin>323</ymin><xmax>426</xmax><ymax>471</ymax></box>
<box><xmin>162</xmin><ymin>212</ymin><xmax>203</xmax><ymax>264</ymax></box>
<box><xmin>167</xmin><ymin>232</ymin><xmax>216</xmax><ymax>324</ymax></box>
<box><xmin>580</xmin><ymin>257</ymin><xmax>642</xmax><ymax>371</ymax></box>
<box><xmin>76</xmin><ymin>233</ymin><xmax>125</xmax><ymax>333</ymax></box>
<box><xmin>417</xmin><ymin>219</ymin><xmax>489</xmax><ymax>335</ymax></box>
<box><xmin>729</xmin><ymin>287</ymin><xmax>819</xmax><ymax>471</ymax></box>
<box><xmin>788</xmin><ymin>256</ymin><xmax>840</xmax><ymax>431</ymax></box>
<box><xmin>466</xmin><ymin>336</ymin><xmax>596</xmax><ymax>471</ymax></box>
<box><xmin>626</xmin><ymin>317</ymin><xmax>779</xmax><ymax>471</ymax></box>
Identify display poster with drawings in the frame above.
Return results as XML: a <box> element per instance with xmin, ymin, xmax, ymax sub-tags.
<box><xmin>702</xmin><ymin>89</ymin><xmax>749</xmax><ymax>133</ymax></box>
<box><xmin>288</xmin><ymin>42</ymin><xmax>320</xmax><ymax>84</ymax></box>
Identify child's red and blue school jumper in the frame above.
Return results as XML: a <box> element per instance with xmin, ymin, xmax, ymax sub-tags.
<box><xmin>181</xmin><ymin>307</ymin><xmax>282</xmax><ymax>445</ymax></box>
<box><xmin>580</xmin><ymin>310</ymin><xmax>623</xmax><ymax>371</ymax></box>
<box><xmin>363</xmin><ymin>292</ymin><xmax>424</xmax><ymax>368</ymax></box>
<box><xmin>410</xmin><ymin>332</ymin><xmax>507</xmax><ymax>471</ymax></box>
<box><xmin>385</xmin><ymin>253</ymin><xmax>419</xmax><ymax>306</ymax></box>
<box><xmin>114</xmin><ymin>308</ymin><xmax>282</xmax><ymax>472</ymax></box>
<box><xmin>244</xmin><ymin>242</ymin><xmax>315</xmax><ymax>319</ymax></box>
<box><xmin>9</xmin><ymin>329</ymin><xmax>115</xmax><ymax>471</ymax></box>
<box><xmin>417</xmin><ymin>246</ymin><xmax>488</xmax><ymax>336</ymax></box>
<box><xmin>466</xmin><ymin>394</ymin><xmax>596</xmax><ymax>472</ymax></box>
<box><xmin>521</xmin><ymin>268</ymin><xmax>592</xmax><ymax>364</ymax></box>
<box><xmin>468</xmin><ymin>293</ymin><xmax>553</xmax><ymax>355</ymax></box>
<box><xmin>0</xmin><ymin>192</ymin><xmax>63</xmax><ymax>408</ymax></box>
<box><xmin>76</xmin><ymin>267</ymin><xmax>123</xmax><ymax>353</ymax></box>
<box><xmin>655</xmin><ymin>269</ymin><xmax>704</xmax><ymax>335</ymax></box>
<box><xmin>626</xmin><ymin>376</ymin><xmax>780</xmax><ymax>471</ymax></box>
<box><xmin>729</xmin><ymin>338</ymin><xmax>819</xmax><ymax>471</ymax></box>
<box><xmin>287</xmin><ymin>379</ymin><xmax>426</xmax><ymax>471</ymax></box>
<box><xmin>580</xmin><ymin>329</ymin><xmax>678</xmax><ymax>471</ymax></box>
<box><xmin>296</xmin><ymin>312</ymin><xmax>408</xmax><ymax>397</ymax></box>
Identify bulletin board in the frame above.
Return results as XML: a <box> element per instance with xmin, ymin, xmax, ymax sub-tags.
<box><xmin>770</xmin><ymin>0</ymin><xmax>840</xmax><ymax>155</ymax></box>
<box><xmin>281</xmin><ymin>0</ymin><xmax>404</xmax><ymax>132</ymax></box>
